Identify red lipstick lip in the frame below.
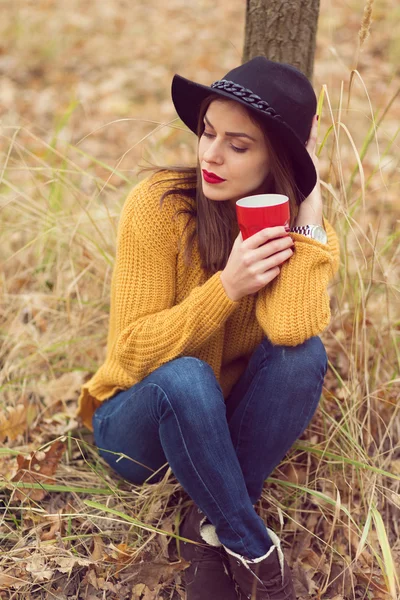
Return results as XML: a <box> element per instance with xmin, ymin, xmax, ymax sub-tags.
<box><xmin>202</xmin><ymin>169</ymin><xmax>226</xmax><ymax>184</ymax></box>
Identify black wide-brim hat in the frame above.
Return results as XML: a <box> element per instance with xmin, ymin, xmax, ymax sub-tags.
<box><xmin>171</xmin><ymin>56</ymin><xmax>317</xmax><ymax>202</ymax></box>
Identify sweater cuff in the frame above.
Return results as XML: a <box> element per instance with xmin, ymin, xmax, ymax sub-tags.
<box><xmin>205</xmin><ymin>271</ymin><xmax>240</xmax><ymax>323</ymax></box>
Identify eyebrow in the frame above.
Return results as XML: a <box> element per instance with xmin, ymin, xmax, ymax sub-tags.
<box><xmin>204</xmin><ymin>115</ymin><xmax>257</xmax><ymax>142</ymax></box>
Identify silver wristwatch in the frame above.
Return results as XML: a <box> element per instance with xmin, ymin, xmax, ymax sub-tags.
<box><xmin>290</xmin><ymin>224</ymin><xmax>328</xmax><ymax>244</ymax></box>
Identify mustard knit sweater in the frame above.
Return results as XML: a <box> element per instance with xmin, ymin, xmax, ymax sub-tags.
<box><xmin>77</xmin><ymin>170</ymin><xmax>340</xmax><ymax>431</ymax></box>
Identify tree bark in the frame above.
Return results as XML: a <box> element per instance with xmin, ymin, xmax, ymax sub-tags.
<box><xmin>243</xmin><ymin>0</ymin><xmax>320</xmax><ymax>81</ymax></box>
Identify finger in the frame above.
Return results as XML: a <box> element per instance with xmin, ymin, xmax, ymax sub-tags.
<box><xmin>244</xmin><ymin>226</ymin><xmax>289</xmax><ymax>249</ymax></box>
<box><xmin>258</xmin><ymin>266</ymin><xmax>281</xmax><ymax>287</ymax></box>
<box><xmin>235</xmin><ymin>231</ymin><xmax>243</xmax><ymax>244</ymax></box>
<box><xmin>252</xmin><ymin>234</ymin><xmax>294</xmax><ymax>261</ymax></box>
<box><xmin>258</xmin><ymin>247</ymin><xmax>294</xmax><ymax>272</ymax></box>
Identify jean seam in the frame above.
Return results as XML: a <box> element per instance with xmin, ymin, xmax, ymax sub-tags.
<box><xmin>157</xmin><ymin>384</ymin><xmax>254</xmax><ymax>556</ymax></box>
<box><xmin>295</xmin><ymin>372</ymin><xmax>325</xmax><ymax>436</ymax></box>
<box><xmin>248</xmin><ymin>338</ymin><xmax>270</xmax><ymax>379</ymax></box>
<box><xmin>233</xmin><ymin>369</ymin><xmax>262</xmax><ymax>456</ymax></box>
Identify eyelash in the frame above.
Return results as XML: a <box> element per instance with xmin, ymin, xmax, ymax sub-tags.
<box><xmin>202</xmin><ymin>132</ymin><xmax>248</xmax><ymax>153</ymax></box>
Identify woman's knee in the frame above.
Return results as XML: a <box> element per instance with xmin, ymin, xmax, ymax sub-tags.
<box><xmin>259</xmin><ymin>335</ymin><xmax>327</xmax><ymax>382</ymax></box>
<box><xmin>149</xmin><ymin>356</ymin><xmax>225</xmax><ymax>417</ymax></box>
<box><xmin>294</xmin><ymin>336</ymin><xmax>328</xmax><ymax>379</ymax></box>
<box><xmin>282</xmin><ymin>334</ymin><xmax>327</xmax><ymax>368</ymax></box>
<box><xmin>153</xmin><ymin>356</ymin><xmax>216</xmax><ymax>390</ymax></box>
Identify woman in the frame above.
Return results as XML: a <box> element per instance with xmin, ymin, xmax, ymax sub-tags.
<box><xmin>77</xmin><ymin>56</ymin><xmax>340</xmax><ymax>599</ymax></box>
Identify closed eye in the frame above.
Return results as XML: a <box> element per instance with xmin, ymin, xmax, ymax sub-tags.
<box><xmin>202</xmin><ymin>131</ymin><xmax>248</xmax><ymax>153</ymax></box>
<box><xmin>231</xmin><ymin>145</ymin><xmax>248</xmax><ymax>153</ymax></box>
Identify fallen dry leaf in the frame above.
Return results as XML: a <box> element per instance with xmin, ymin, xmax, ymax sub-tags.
<box><xmin>0</xmin><ymin>572</ymin><xmax>26</xmax><ymax>590</ymax></box>
<box><xmin>301</xmin><ymin>548</ymin><xmax>329</xmax><ymax>574</ymax></box>
<box><xmin>90</xmin><ymin>535</ymin><xmax>105</xmax><ymax>562</ymax></box>
<box><xmin>158</xmin><ymin>515</ymin><xmax>175</xmax><ymax>559</ymax></box>
<box><xmin>327</xmin><ymin>562</ymin><xmax>356</xmax><ymax>598</ymax></box>
<box><xmin>280</xmin><ymin>462</ymin><xmax>308</xmax><ymax>485</ymax></box>
<box><xmin>292</xmin><ymin>561</ymin><xmax>319</xmax><ymax>596</ymax></box>
<box><xmin>39</xmin><ymin>372</ymin><xmax>86</xmax><ymax>406</ymax></box>
<box><xmin>53</xmin><ymin>555</ymin><xmax>94</xmax><ymax>574</ymax></box>
<box><xmin>103</xmin><ymin>541</ymin><xmax>137</xmax><ymax>566</ymax></box>
<box><xmin>0</xmin><ymin>400</ymin><xmax>37</xmax><ymax>443</ymax></box>
<box><xmin>85</xmin><ymin>568</ymin><xmax>99</xmax><ymax>590</ymax></box>
<box><xmin>132</xmin><ymin>583</ymin><xmax>147</xmax><ymax>596</ymax></box>
<box><xmin>131</xmin><ymin>583</ymin><xmax>163</xmax><ymax>600</ymax></box>
<box><xmin>40</xmin><ymin>512</ymin><xmax>64</xmax><ymax>541</ymax></box>
<box><xmin>120</xmin><ymin>559</ymin><xmax>189</xmax><ymax>590</ymax></box>
<box><xmin>11</xmin><ymin>440</ymin><xmax>66</xmax><ymax>501</ymax></box>
<box><xmin>25</xmin><ymin>554</ymin><xmax>54</xmax><ymax>581</ymax></box>
<box><xmin>92</xmin><ymin>577</ymin><xmax>121</xmax><ymax>593</ymax></box>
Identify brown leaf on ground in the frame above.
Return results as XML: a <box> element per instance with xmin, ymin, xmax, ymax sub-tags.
<box><xmin>40</xmin><ymin>372</ymin><xmax>86</xmax><ymax>406</ymax></box>
<box><xmin>327</xmin><ymin>562</ymin><xmax>356</xmax><ymax>598</ymax></box>
<box><xmin>104</xmin><ymin>542</ymin><xmax>136</xmax><ymax>565</ymax></box>
<box><xmin>40</xmin><ymin>513</ymin><xmax>64</xmax><ymax>541</ymax></box>
<box><xmin>158</xmin><ymin>515</ymin><xmax>175</xmax><ymax>559</ymax></box>
<box><xmin>131</xmin><ymin>583</ymin><xmax>163</xmax><ymax>599</ymax></box>
<box><xmin>292</xmin><ymin>561</ymin><xmax>319</xmax><ymax>597</ymax></box>
<box><xmin>280</xmin><ymin>462</ymin><xmax>308</xmax><ymax>485</ymax></box>
<box><xmin>301</xmin><ymin>548</ymin><xmax>329</xmax><ymax>574</ymax></box>
<box><xmin>0</xmin><ymin>399</ymin><xmax>37</xmax><ymax>443</ymax></box>
<box><xmin>25</xmin><ymin>554</ymin><xmax>54</xmax><ymax>581</ymax></box>
<box><xmin>85</xmin><ymin>569</ymin><xmax>100</xmax><ymax>590</ymax></box>
<box><xmin>11</xmin><ymin>440</ymin><xmax>66</xmax><ymax>501</ymax></box>
<box><xmin>90</xmin><ymin>535</ymin><xmax>105</xmax><ymax>562</ymax></box>
<box><xmin>132</xmin><ymin>583</ymin><xmax>147</xmax><ymax>598</ymax></box>
<box><xmin>53</xmin><ymin>555</ymin><xmax>94</xmax><ymax>574</ymax></box>
<box><xmin>120</xmin><ymin>559</ymin><xmax>189</xmax><ymax>590</ymax></box>
<box><xmin>0</xmin><ymin>571</ymin><xmax>26</xmax><ymax>590</ymax></box>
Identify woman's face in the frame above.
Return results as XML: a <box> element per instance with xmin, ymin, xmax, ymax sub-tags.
<box><xmin>198</xmin><ymin>99</ymin><xmax>270</xmax><ymax>205</ymax></box>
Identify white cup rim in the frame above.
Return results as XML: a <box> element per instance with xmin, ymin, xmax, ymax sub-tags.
<box><xmin>236</xmin><ymin>194</ymin><xmax>289</xmax><ymax>208</ymax></box>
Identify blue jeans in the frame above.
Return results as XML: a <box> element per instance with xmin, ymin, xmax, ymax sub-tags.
<box><xmin>92</xmin><ymin>336</ymin><xmax>327</xmax><ymax>560</ymax></box>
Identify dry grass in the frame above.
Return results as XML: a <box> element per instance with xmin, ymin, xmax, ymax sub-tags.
<box><xmin>1</xmin><ymin>0</ymin><xmax>400</xmax><ymax>599</ymax></box>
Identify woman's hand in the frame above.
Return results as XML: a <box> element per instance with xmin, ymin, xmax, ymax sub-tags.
<box><xmin>220</xmin><ymin>227</ymin><xmax>294</xmax><ymax>302</ymax></box>
<box><xmin>294</xmin><ymin>114</ymin><xmax>323</xmax><ymax>226</ymax></box>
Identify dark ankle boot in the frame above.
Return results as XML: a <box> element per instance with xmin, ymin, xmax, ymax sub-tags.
<box><xmin>224</xmin><ymin>528</ymin><xmax>296</xmax><ymax>599</ymax></box>
<box><xmin>179</xmin><ymin>504</ymin><xmax>239</xmax><ymax>599</ymax></box>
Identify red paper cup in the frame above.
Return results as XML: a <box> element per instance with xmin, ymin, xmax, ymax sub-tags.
<box><xmin>236</xmin><ymin>194</ymin><xmax>290</xmax><ymax>240</ymax></box>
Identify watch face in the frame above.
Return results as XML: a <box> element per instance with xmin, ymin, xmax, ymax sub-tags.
<box><xmin>312</xmin><ymin>226</ymin><xmax>328</xmax><ymax>243</ymax></box>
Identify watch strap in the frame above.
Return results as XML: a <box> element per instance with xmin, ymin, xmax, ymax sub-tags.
<box><xmin>291</xmin><ymin>225</ymin><xmax>313</xmax><ymax>236</ymax></box>
<box><xmin>290</xmin><ymin>224</ymin><xmax>328</xmax><ymax>244</ymax></box>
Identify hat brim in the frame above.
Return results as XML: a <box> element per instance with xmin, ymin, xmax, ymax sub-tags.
<box><xmin>171</xmin><ymin>74</ymin><xmax>317</xmax><ymax>202</ymax></box>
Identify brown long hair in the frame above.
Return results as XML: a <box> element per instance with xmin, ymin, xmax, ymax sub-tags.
<box><xmin>143</xmin><ymin>94</ymin><xmax>302</xmax><ymax>275</ymax></box>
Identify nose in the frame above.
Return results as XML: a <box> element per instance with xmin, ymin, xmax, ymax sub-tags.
<box><xmin>203</xmin><ymin>138</ymin><xmax>223</xmax><ymax>165</ymax></box>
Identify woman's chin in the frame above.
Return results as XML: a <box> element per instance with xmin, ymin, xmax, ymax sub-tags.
<box><xmin>202</xmin><ymin>182</ymin><xmax>231</xmax><ymax>202</ymax></box>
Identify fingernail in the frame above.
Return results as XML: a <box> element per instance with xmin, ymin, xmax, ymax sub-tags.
<box><xmin>316</xmin><ymin>115</ymin><xmax>320</xmax><ymax>122</ymax></box>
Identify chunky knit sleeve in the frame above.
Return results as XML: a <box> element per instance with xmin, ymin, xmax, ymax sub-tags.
<box><xmin>255</xmin><ymin>218</ymin><xmax>340</xmax><ymax>346</ymax></box>
<box><xmin>112</xmin><ymin>175</ymin><xmax>239</xmax><ymax>380</ymax></box>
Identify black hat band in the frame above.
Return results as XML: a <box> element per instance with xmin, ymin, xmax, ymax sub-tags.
<box><xmin>210</xmin><ymin>79</ymin><xmax>283</xmax><ymax>121</ymax></box>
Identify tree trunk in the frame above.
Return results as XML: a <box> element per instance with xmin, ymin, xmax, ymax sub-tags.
<box><xmin>243</xmin><ymin>0</ymin><xmax>320</xmax><ymax>81</ymax></box>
